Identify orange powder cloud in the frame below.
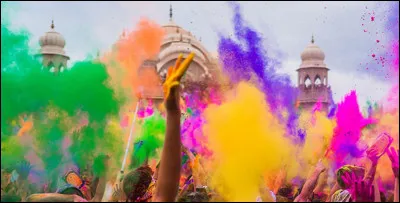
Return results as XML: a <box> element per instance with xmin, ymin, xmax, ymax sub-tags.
<box><xmin>362</xmin><ymin>109</ymin><xmax>399</xmax><ymax>183</ymax></box>
<box><xmin>102</xmin><ymin>18</ymin><xmax>164</xmax><ymax>101</ymax></box>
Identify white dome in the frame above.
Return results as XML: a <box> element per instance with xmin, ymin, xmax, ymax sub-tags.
<box><xmin>301</xmin><ymin>43</ymin><xmax>325</xmax><ymax>62</ymax></box>
<box><xmin>39</xmin><ymin>27</ymin><xmax>66</xmax><ymax>48</ymax></box>
<box><xmin>300</xmin><ymin>36</ymin><xmax>325</xmax><ymax>63</ymax></box>
<box><xmin>299</xmin><ymin>36</ymin><xmax>327</xmax><ymax>69</ymax></box>
<box><xmin>162</xmin><ymin>21</ymin><xmax>191</xmax><ymax>36</ymax></box>
<box><xmin>39</xmin><ymin>21</ymin><xmax>68</xmax><ymax>56</ymax></box>
<box><xmin>159</xmin><ymin>21</ymin><xmax>211</xmax><ymax>63</ymax></box>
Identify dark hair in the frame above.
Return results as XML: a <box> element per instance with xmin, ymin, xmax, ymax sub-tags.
<box><xmin>380</xmin><ymin>191</ymin><xmax>386</xmax><ymax>202</ymax></box>
<box><xmin>276</xmin><ymin>195</ymin><xmax>290</xmax><ymax>202</ymax></box>
<box><xmin>178</xmin><ymin>191</ymin><xmax>209</xmax><ymax>202</ymax></box>
<box><xmin>123</xmin><ymin>166</ymin><xmax>153</xmax><ymax>202</ymax></box>
<box><xmin>277</xmin><ymin>184</ymin><xmax>293</xmax><ymax>198</ymax></box>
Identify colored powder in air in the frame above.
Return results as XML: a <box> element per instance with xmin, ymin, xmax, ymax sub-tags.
<box><xmin>1</xmin><ymin>136</ymin><xmax>28</xmax><ymax>171</ymax></box>
<box><xmin>203</xmin><ymin>82</ymin><xmax>293</xmax><ymax>201</ymax></box>
<box><xmin>298</xmin><ymin>110</ymin><xmax>336</xmax><ymax>176</ymax></box>
<box><xmin>181</xmin><ymin>115</ymin><xmax>210</xmax><ymax>156</ymax></box>
<box><xmin>129</xmin><ymin>112</ymin><xmax>166</xmax><ymax>169</ymax></box>
<box><xmin>327</xmin><ymin>91</ymin><xmax>373</xmax><ymax>167</ymax></box>
<box><xmin>217</xmin><ymin>2</ymin><xmax>298</xmax><ymax>136</ymax></box>
<box><xmin>1</xmin><ymin>22</ymin><xmax>123</xmax><ymax>132</ymax></box>
<box><xmin>362</xmin><ymin>108</ymin><xmax>399</xmax><ymax>183</ymax></box>
<box><xmin>69</xmin><ymin>116</ymin><xmax>124</xmax><ymax>176</ymax></box>
<box><xmin>1</xmin><ymin>6</ymin><xmax>127</xmax><ymax>179</ymax></box>
<box><xmin>32</xmin><ymin>114</ymin><xmax>66</xmax><ymax>189</ymax></box>
<box><xmin>103</xmin><ymin>19</ymin><xmax>164</xmax><ymax>101</ymax></box>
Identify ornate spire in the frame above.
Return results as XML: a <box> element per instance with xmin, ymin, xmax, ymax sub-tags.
<box><xmin>311</xmin><ymin>34</ymin><xmax>314</xmax><ymax>44</ymax></box>
<box><xmin>51</xmin><ymin>19</ymin><xmax>55</xmax><ymax>29</ymax></box>
<box><xmin>169</xmin><ymin>3</ymin><xmax>173</xmax><ymax>21</ymax></box>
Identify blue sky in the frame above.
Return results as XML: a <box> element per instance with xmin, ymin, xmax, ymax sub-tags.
<box><xmin>4</xmin><ymin>1</ymin><xmax>398</xmax><ymax>107</ymax></box>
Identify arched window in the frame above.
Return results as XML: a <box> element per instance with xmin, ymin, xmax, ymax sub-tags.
<box><xmin>315</xmin><ymin>75</ymin><xmax>322</xmax><ymax>86</ymax></box>
<box><xmin>323</xmin><ymin>76</ymin><xmax>327</xmax><ymax>86</ymax></box>
<box><xmin>304</xmin><ymin>75</ymin><xmax>311</xmax><ymax>88</ymax></box>
<box><xmin>48</xmin><ymin>62</ymin><xmax>55</xmax><ymax>72</ymax></box>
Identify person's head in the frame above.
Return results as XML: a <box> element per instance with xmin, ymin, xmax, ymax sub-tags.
<box><xmin>336</xmin><ymin>165</ymin><xmax>365</xmax><ymax>189</ymax></box>
<box><xmin>178</xmin><ymin>191</ymin><xmax>209</xmax><ymax>202</ymax></box>
<box><xmin>123</xmin><ymin>165</ymin><xmax>153</xmax><ymax>202</ymax></box>
<box><xmin>277</xmin><ymin>184</ymin><xmax>293</xmax><ymax>199</ymax></box>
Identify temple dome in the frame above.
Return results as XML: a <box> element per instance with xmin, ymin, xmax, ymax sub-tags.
<box><xmin>162</xmin><ymin>21</ymin><xmax>191</xmax><ymax>36</ymax></box>
<box><xmin>301</xmin><ymin>43</ymin><xmax>325</xmax><ymax>62</ymax></box>
<box><xmin>299</xmin><ymin>36</ymin><xmax>326</xmax><ymax>68</ymax></box>
<box><xmin>39</xmin><ymin>21</ymin><xmax>68</xmax><ymax>56</ymax></box>
<box><xmin>39</xmin><ymin>21</ymin><xmax>65</xmax><ymax>48</ymax></box>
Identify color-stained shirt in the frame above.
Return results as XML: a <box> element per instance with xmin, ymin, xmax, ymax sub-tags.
<box><xmin>331</xmin><ymin>189</ymin><xmax>351</xmax><ymax>202</ymax></box>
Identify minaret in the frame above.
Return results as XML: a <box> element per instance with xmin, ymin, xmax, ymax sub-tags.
<box><xmin>296</xmin><ymin>35</ymin><xmax>331</xmax><ymax>112</ymax></box>
<box><xmin>169</xmin><ymin>3</ymin><xmax>173</xmax><ymax>22</ymax></box>
<box><xmin>38</xmin><ymin>20</ymin><xmax>70</xmax><ymax>73</ymax></box>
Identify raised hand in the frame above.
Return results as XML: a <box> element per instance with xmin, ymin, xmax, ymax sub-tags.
<box><xmin>315</xmin><ymin>159</ymin><xmax>326</xmax><ymax>173</ymax></box>
<box><xmin>350</xmin><ymin>180</ymin><xmax>375</xmax><ymax>202</ymax></box>
<box><xmin>15</xmin><ymin>160</ymin><xmax>33</xmax><ymax>180</ymax></box>
<box><xmin>112</xmin><ymin>183</ymin><xmax>124</xmax><ymax>201</ymax></box>
<box><xmin>163</xmin><ymin>53</ymin><xmax>195</xmax><ymax>111</ymax></box>
<box><xmin>387</xmin><ymin>147</ymin><xmax>399</xmax><ymax>178</ymax></box>
<box><xmin>366</xmin><ymin>148</ymin><xmax>380</xmax><ymax>164</ymax></box>
<box><xmin>342</xmin><ymin>171</ymin><xmax>360</xmax><ymax>189</ymax></box>
<box><xmin>342</xmin><ymin>171</ymin><xmax>374</xmax><ymax>202</ymax></box>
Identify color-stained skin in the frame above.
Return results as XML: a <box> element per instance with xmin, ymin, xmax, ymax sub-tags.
<box><xmin>163</xmin><ymin>53</ymin><xmax>195</xmax><ymax>99</ymax></box>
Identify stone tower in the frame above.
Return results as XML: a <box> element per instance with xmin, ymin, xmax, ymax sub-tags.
<box><xmin>297</xmin><ymin>35</ymin><xmax>332</xmax><ymax>112</ymax></box>
<box><xmin>38</xmin><ymin>20</ymin><xmax>69</xmax><ymax>73</ymax></box>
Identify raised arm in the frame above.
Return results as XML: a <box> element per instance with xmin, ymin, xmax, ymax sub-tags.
<box><xmin>326</xmin><ymin>182</ymin><xmax>340</xmax><ymax>202</ymax></box>
<box><xmin>153</xmin><ymin>53</ymin><xmax>194</xmax><ymax>202</ymax></box>
<box><xmin>182</xmin><ymin>145</ymin><xmax>195</xmax><ymax>161</ymax></box>
<box><xmin>26</xmin><ymin>193</ymin><xmax>83</xmax><ymax>202</ymax></box>
<box><xmin>91</xmin><ymin>155</ymin><xmax>110</xmax><ymax>202</ymax></box>
<box><xmin>294</xmin><ymin>159</ymin><xmax>326</xmax><ymax>202</ymax></box>
<box><xmin>387</xmin><ymin>147</ymin><xmax>399</xmax><ymax>202</ymax></box>
<box><xmin>364</xmin><ymin>149</ymin><xmax>380</xmax><ymax>186</ymax></box>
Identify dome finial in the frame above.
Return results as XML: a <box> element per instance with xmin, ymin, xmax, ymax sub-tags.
<box><xmin>311</xmin><ymin>34</ymin><xmax>314</xmax><ymax>44</ymax></box>
<box><xmin>169</xmin><ymin>3</ymin><xmax>173</xmax><ymax>22</ymax></box>
<box><xmin>51</xmin><ymin>19</ymin><xmax>54</xmax><ymax>29</ymax></box>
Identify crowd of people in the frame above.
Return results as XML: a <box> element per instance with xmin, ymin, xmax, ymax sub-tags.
<box><xmin>1</xmin><ymin>54</ymin><xmax>399</xmax><ymax>202</ymax></box>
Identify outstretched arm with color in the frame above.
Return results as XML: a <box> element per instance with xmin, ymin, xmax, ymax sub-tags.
<box><xmin>153</xmin><ymin>53</ymin><xmax>195</xmax><ymax>202</ymax></box>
